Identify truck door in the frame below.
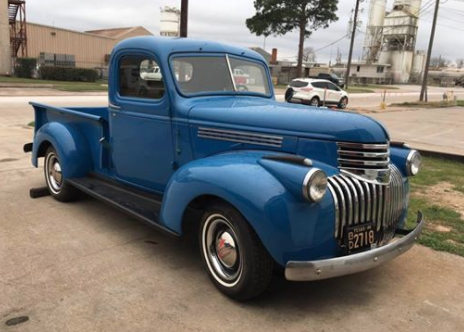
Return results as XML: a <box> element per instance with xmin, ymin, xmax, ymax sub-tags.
<box><xmin>109</xmin><ymin>54</ymin><xmax>174</xmax><ymax>193</ymax></box>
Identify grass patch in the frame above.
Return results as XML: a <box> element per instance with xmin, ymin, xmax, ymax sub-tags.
<box><xmin>346</xmin><ymin>87</ymin><xmax>375</xmax><ymax>94</ymax></box>
<box><xmin>410</xmin><ymin>156</ymin><xmax>464</xmax><ymax>194</ymax></box>
<box><xmin>405</xmin><ymin>156</ymin><xmax>464</xmax><ymax>257</ymax></box>
<box><xmin>0</xmin><ymin>76</ymin><xmax>108</xmax><ymax>92</ymax></box>
<box><xmin>391</xmin><ymin>101</ymin><xmax>456</xmax><ymax>108</ymax></box>
<box><xmin>28</xmin><ymin>121</ymin><xmax>34</xmax><ymax>127</ymax></box>
<box><xmin>457</xmin><ymin>100</ymin><xmax>464</xmax><ymax>107</ymax></box>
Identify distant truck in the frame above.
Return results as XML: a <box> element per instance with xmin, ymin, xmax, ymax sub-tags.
<box><xmin>309</xmin><ymin>72</ymin><xmax>345</xmax><ymax>88</ymax></box>
<box><xmin>25</xmin><ymin>36</ymin><xmax>424</xmax><ymax>300</ymax></box>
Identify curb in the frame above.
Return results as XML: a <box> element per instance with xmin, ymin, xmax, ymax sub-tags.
<box><xmin>418</xmin><ymin>149</ymin><xmax>464</xmax><ymax>163</ymax></box>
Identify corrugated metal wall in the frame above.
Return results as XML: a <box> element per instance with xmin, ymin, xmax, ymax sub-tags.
<box><xmin>26</xmin><ymin>23</ymin><xmax>117</xmax><ymax>68</ymax></box>
<box><xmin>0</xmin><ymin>0</ymin><xmax>11</xmax><ymax>74</ymax></box>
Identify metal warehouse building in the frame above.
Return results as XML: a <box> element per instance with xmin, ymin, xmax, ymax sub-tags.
<box><xmin>26</xmin><ymin>23</ymin><xmax>153</xmax><ymax>68</ymax></box>
<box><xmin>0</xmin><ymin>0</ymin><xmax>153</xmax><ymax>74</ymax></box>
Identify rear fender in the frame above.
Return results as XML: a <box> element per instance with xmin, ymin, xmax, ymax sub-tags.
<box><xmin>32</xmin><ymin>122</ymin><xmax>93</xmax><ymax>178</ymax></box>
<box><xmin>160</xmin><ymin>151</ymin><xmax>338</xmax><ymax>266</ymax></box>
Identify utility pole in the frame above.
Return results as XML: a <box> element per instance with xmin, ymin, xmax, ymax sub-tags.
<box><xmin>420</xmin><ymin>0</ymin><xmax>440</xmax><ymax>102</ymax></box>
<box><xmin>345</xmin><ymin>0</ymin><xmax>361</xmax><ymax>91</ymax></box>
<box><xmin>180</xmin><ymin>0</ymin><xmax>189</xmax><ymax>38</ymax></box>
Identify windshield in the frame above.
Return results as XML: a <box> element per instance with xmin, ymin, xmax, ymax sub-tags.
<box><xmin>171</xmin><ymin>55</ymin><xmax>270</xmax><ymax>96</ymax></box>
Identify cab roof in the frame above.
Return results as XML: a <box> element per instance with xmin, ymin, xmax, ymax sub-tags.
<box><xmin>112</xmin><ymin>36</ymin><xmax>266</xmax><ymax>63</ymax></box>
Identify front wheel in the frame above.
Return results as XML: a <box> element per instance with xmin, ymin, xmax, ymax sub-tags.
<box><xmin>200</xmin><ymin>203</ymin><xmax>274</xmax><ymax>300</ymax></box>
<box><xmin>338</xmin><ymin>96</ymin><xmax>349</xmax><ymax>109</ymax></box>
<box><xmin>44</xmin><ymin>146</ymin><xmax>79</xmax><ymax>202</ymax></box>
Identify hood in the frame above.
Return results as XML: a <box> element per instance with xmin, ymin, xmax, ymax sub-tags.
<box><xmin>188</xmin><ymin>98</ymin><xmax>389</xmax><ymax>143</ymax></box>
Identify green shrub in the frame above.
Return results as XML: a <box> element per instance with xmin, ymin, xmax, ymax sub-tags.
<box><xmin>15</xmin><ymin>58</ymin><xmax>37</xmax><ymax>78</ymax></box>
<box><xmin>39</xmin><ymin>67</ymin><xmax>98</xmax><ymax>82</ymax></box>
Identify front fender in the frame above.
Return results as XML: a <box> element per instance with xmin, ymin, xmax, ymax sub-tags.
<box><xmin>32</xmin><ymin>122</ymin><xmax>93</xmax><ymax>178</ymax></box>
<box><xmin>160</xmin><ymin>151</ymin><xmax>339</xmax><ymax>266</ymax></box>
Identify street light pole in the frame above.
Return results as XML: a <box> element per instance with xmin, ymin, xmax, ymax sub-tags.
<box><xmin>345</xmin><ymin>0</ymin><xmax>361</xmax><ymax>91</ymax></box>
<box><xmin>420</xmin><ymin>0</ymin><xmax>440</xmax><ymax>102</ymax></box>
<box><xmin>180</xmin><ymin>0</ymin><xmax>189</xmax><ymax>38</ymax></box>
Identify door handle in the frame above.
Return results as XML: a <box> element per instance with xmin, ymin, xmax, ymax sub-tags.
<box><xmin>109</xmin><ymin>103</ymin><xmax>121</xmax><ymax>110</ymax></box>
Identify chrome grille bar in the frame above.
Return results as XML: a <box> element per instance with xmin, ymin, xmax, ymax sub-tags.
<box><xmin>337</xmin><ymin>141</ymin><xmax>391</xmax><ymax>184</ymax></box>
<box><xmin>328</xmin><ymin>165</ymin><xmax>406</xmax><ymax>242</ymax></box>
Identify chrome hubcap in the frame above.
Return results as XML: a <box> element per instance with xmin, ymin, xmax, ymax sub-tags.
<box><xmin>311</xmin><ymin>99</ymin><xmax>318</xmax><ymax>106</ymax></box>
<box><xmin>46</xmin><ymin>153</ymin><xmax>62</xmax><ymax>193</ymax></box>
<box><xmin>215</xmin><ymin>231</ymin><xmax>237</xmax><ymax>268</ymax></box>
<box><xmin>203</xmin><ymin>214</ymin><xmax>242</xmax><ymax>287</ymax></box>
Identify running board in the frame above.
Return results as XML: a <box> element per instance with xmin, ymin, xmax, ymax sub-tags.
<box><xmin>67</xmin><ymin>176</ymin><xmax>179</xmax><ymax>237</ymax></box>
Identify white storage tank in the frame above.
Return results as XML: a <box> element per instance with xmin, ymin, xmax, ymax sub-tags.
<box><xmin>369</xmin><ymin>0</ymin><xmax>386</xmax><ymax>27</ymax></box>
<box><xmin>393</xmin><ymin>0</ymin><xmax>422</xmax><ymax>17</ymax></box>
<box><xmin>160</xmin><ymin>6</ymin><xmax>180</xmax><ymax>37</ymax></box>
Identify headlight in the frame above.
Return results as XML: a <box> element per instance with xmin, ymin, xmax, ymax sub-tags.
<box><xmin>406</xmin><ymin>150</ymin><xmax>422</xmax><ymax>176</ymax></box>
<box><xmin>303</xmin><ymin>168</ymin><xmax>328</xmax><ymax>202</ymax></box>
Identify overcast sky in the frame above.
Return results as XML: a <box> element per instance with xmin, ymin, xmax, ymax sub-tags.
<box><xmin>25</xmin><ymin>0</ymin><xmax>464</xmax><ymax>64</ymax></box>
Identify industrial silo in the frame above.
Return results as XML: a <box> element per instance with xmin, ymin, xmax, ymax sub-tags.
<box><xmin>379</xmin><ymin>0</ymin><xmax>422</xmax><ymax>83</ymax></box>
<box><xmin>362</xmin><ymin>0</ymin><xmax>386</xmax><ymax>63</ymax></box>
<box><xmin>160</xmin><ymin>6</ymin><xmax>180</xmax><ymax>37</ymax></box>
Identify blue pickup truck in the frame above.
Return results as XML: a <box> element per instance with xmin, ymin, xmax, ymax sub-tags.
<box><xmin>26</xmin><ymin>36</ymin><xmax>424</xmax><ymax>300</ymax></box>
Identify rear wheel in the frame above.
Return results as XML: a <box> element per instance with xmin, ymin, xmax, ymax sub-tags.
<box><xmin>199</xmin><ymin>202</ymin><xmax>274</xmax><ymax>300</ymax></box>
<box><xmin>44</xmin><ymin>146</ymin><xmax>79</xmax><ymax>202</ymax></box>
<box><xmin>309</xmin><ymin>96</ymin><xmax>320</xmax><ymax>107</ymax></box>
<box><xmin>338</xmin><ymin>96</ymin><xmax>349</xmax><ymax>109</ymax></box>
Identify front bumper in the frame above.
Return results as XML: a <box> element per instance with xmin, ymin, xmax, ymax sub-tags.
<box><xmin>285</xmin><ymin>211</ymin><xmax>425</xmax><ymax>281</ymax></box>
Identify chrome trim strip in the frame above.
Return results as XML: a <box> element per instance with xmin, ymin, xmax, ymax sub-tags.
<box><xmin>285</xmin><ymin>212</ymin><xmax>425</xmax><ymax>281</ymax></box>
<box><xmin>341</xmin><ymin>176</ymin><xmax>360</xmax><ymax>225</ymax></box>
<box><xmin>338</xmin><ymin>150</ymin><xmax>390</xmax><ymax>158</ymax></box>
<box><xmin>362</xmin><ymin>181</ymin><xmax>371</xmax><ymax>222</ymax></box>
<box><xmin>328</xmin><ymin>178</ymin><xmax>346</xmax><ymax>236</ymax></box>
<box><xmin>333</xmin><ymin>177</ymin><xmax>353</xmax><ymax>225</ymax></box>
<box><xmin>377</xmin><ymin>184</ymin><xmax>383</xmax><ymax>231</ymax></box>
<box><xmin>351</xmin><ymin>177</ymin><xmax>366</xmax><ymax>223</ymax></box>
<box><xmin>370</xmin><ymin>182</ymin><xmax>377</xmax><ymax>225</ymax></box>
<box><xmin>327</xmin><ymin>183</ymin><xmax>340</xmax><ymax>238</ymax></box>
<box><xmin>225</xmin><ymin>54</ymin><xmax>237</xmax><ymax>92</ymax></box>
<box><xmin>198</xmin><ymin>127</ymin><xmax>283</xmax><ymax>148</ymax></box>
<box><xmin>338</xmin><ymin>158</ymin><xmax>390</xmax><ymax>166</ymax></box>
<box><xmin>337</xmin><ymin>142</ymin><xmax>390</xmax><ymax>149</ymax></box>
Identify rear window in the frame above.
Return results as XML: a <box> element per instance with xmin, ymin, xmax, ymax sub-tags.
<box><xmin>289</xmin><ymin>80</ymin><xmax>308</xmax><ymax>88</ymax></box>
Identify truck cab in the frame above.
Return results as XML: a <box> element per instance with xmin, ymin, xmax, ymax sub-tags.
<box><xmin>27</xmin><ymin>36</ymin><xmax>424</xmax><ymax>300</ymax></box>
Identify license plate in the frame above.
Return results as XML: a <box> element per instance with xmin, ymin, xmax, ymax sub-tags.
<box><xmin>344</xmin><ymin>223</ymin><xmax>376</xmax><ymax>253</ymax></box>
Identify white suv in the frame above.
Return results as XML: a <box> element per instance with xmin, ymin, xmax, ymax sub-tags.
<box><xmin>285</xmin><ymin>78</ymin><xmax>349</xmax><ymax>109</ymax></box>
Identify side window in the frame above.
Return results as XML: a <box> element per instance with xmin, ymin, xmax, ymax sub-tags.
<box><xmin>119</xmin><ymin>56</ymin><xmax>165</xmax><ymax>99</ymax></box>
<box><xmin>327</xmin><ymin>82</ymin><xmax>340</xmax><ymax>91</ymax></box>
<box><xmin>312</xmin><ymin>82</ymin><xmax>325</xmax><ymax>89</ymax></box>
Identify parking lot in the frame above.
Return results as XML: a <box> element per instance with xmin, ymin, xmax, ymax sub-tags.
<box><xmin>1</xmin><ymin>95</ymin><xmax>464</xmax><ymax>331</ymax></box>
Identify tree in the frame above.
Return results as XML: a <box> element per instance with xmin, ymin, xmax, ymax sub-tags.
<box><xmin>246</xmin><ymin>0</ymin><xmax>338</xmax><ymax>77</ymax></box>
<box><xmin>302</xmin><ymin>47</ymin><xmax>317</xmax><ymax>63</ymax></box>
<box><xmin>456</xmin><ymin>58</ymin><xmax>464</xmax><ymax>69</ymax></box>
<box><xmin>430</xmin><ymin>56</ymin><xmax>450</xmax><ymax>68</ymax></box>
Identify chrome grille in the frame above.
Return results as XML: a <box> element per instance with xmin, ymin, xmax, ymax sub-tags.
<box><xmin>328</xmin><ymin>164</ymin><xmax>406</xmax><ymax>243</ymax></box>
<box><xmin>198</xmin><ymin>127</ymin><xmax>283</xmax><ymax>148</ymax></box>
<box><xmin>337</xmin><ymin>142</ymin><xmax>391</xmax><ymax>184</ymax></box>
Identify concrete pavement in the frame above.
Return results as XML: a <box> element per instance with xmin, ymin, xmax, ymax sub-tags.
<box><xmin>1</xmin><ymin>94</ymin><xmax>464</xmax><ymax>331</ymax></box>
